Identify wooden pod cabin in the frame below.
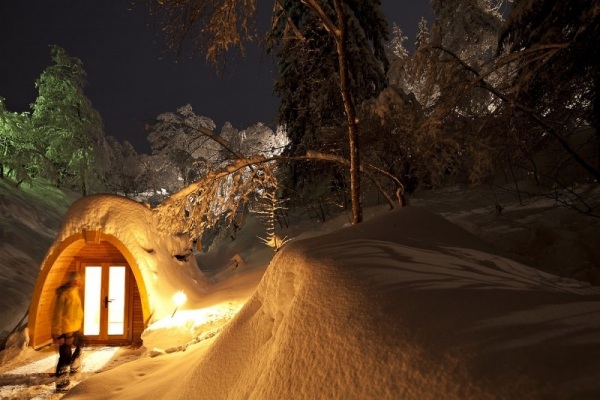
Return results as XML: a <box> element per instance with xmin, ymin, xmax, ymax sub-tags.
<box><xmin>27</xmin><ymin>193</ymin><xmax>210</xmax><ymax>349</ymax></box>
<box><xmin>28</xmin><ymin>229</ymin><xmax>150</xmax><ymax>348</ymax></box>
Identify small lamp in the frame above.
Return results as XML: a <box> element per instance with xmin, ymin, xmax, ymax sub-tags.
<box><xmin>171</xmin><ymin>291</ymin><xmax>187</xmax><ymax>318</ymax></box>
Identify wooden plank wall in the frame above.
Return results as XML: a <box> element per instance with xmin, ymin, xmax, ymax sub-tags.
<box><xmin>77</xmin><ymin>241</ymin><xmax>126</xmax><ymax>263</ymax></box>
<box><xmin>131</xmin><ymin>283</ymin><xmax>144</xmax><ymax>344</ymax></box>
<box><xmin>34</xmin><ymin>240</ymin><xmax>145</xmax><ymax>347</ymax></box>
<box><xmin>33</xmin><ymin>265</ymin><xmax>71</xmax><ymax>347</ymax></box>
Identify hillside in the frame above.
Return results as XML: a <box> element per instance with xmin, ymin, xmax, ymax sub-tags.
<box><xmin>0</xmin><ymin>179</ymin><xmax>77</xmax><ymax>342</ymax></box>
<box><xmin>1</xmin><ymin>178</ymin><xmax>600</xmax><ymax>398</ymax></box>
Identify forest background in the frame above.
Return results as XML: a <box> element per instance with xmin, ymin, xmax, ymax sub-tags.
<box><xmin>1</xmin><ymin>0</ymin><xmax>598</xmax><ymax>306</ymax></box>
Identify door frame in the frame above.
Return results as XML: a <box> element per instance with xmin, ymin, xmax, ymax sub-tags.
<box><xmin>77</xmin><ymin>260</ymin><xmax>134</xmax><ymax>345</ymax></box>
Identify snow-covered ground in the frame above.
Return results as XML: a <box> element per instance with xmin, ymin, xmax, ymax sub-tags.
<box><xmin>1</xmin><ymin>180</ymin><xmax>600</xmax><ymax>399</ymax></box>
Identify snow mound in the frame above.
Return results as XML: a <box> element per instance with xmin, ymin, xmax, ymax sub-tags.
<box><xmin>64</xmin><ymin>207</ymin><xmax>600</xmax><ymax>399</ymax></box>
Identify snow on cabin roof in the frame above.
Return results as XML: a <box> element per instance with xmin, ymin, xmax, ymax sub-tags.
<box><xmin>45</xmin><ymin>193</ymin><xmax>211</xmax><ymax>323</ymax></box>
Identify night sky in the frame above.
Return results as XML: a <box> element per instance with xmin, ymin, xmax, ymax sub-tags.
<box><xmin>0</xmin><ymin>0</ymin><xmax>432</xmax><ymax>154</ymax></box>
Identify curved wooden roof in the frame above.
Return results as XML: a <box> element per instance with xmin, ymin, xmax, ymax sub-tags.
<box><xmin>28</xmin><ymin>230</ymin><xmax>150</xmax><ymax>348</ymax></box>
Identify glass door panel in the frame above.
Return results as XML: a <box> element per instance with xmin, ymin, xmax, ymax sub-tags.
<box><xmin>107</xmin><ymin>266</ymin><xmax>126</xmax><ymax>335</ymax></box>
<box><xmin>83</xmin><ymin>266</ymin><xmax>102</xmax><ymax>336</ymax></box>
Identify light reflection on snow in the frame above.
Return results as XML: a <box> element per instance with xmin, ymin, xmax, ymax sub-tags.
<box><xmin>3</xmin><ymin>346</ymin><xmax>120</xmax><ymax>376</ymax></box>
<box><xmin>150</xmin><ymin>303</ymin><xmax>241</xmax><ymax>331</ymax></box>
<box><xmin>80</xmin><ymin>346</ymin><xmax>119</xmax><ymax>372</ymax></box>
<box><xmin>4</xmin><ymin>354</ymin><xmax>56</xmax><ymax>375</ymax></box>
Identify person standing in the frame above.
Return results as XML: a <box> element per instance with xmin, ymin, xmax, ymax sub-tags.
<box><xmin>52</xmin><ymin>271</ymin><xmax>84</xmax><ymax>391</ymax></box>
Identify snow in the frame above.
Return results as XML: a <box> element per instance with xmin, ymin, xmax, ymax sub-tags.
<box><xmin>0</xmin><ymin>179</ymin><xmax>76</xmax><ymax>339</ymax></box>
<box><xmin>51</xmin><ymin>193</ymin><xmax>212</xmax><ymax>322</ymax></box>
<box><xmin>1</xmin><ymin>181</ymin><xmax>600</xmax><ymax>399</ymax></box>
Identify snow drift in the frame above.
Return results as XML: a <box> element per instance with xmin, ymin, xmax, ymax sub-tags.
<box><xmin>64</xmin><ymin>206</ymin><xmax>600</xmax><ymax>399</ymax></box>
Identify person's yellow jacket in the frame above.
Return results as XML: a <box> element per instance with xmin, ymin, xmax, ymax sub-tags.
<box><xmin>51</xmin><ymin>284</ymin><xmax>83</xmax><ymax>337</ymax></box>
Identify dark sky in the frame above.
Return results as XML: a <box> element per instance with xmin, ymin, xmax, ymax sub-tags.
<box><xmin>0</xmin><ymin>0</ymin><xmax>432</xmax><ymax>154</ymax></box>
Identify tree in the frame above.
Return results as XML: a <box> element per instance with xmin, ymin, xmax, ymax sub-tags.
<box><xmin>269</xmin><ymin>0</ymin><xmax>388</xmax><ymax>153</ymax></box>
<box><xmin>425</xmin><ymin>0</ymin><xmax>506</xmax><ymax>116</ymax></box>
<box><xmin>430</xmin><ymin>0</ymin><xmax>504</xmax><ymax>65</ymax></box>
<box><xmin>385</xmin><ymin>22</ymin><xmax>409</xmax><ymax>88</ymax></box>
<box><xmin>358</xmin><ymin>86</ymin><xmax>423</xmax><ymax>194</ymax></box>
<box><xmin>31</xmin><ymin>45</ymin><xmax>106</xmax><ymax>195</ymax></box>
<box><xmin>403</xmin><ymin>0</ymin><xmax>600</xmax><ymax>194</ymax></box>
<box><xmin>144</xmin><ymin>104</ymin><xmax>404</xmax><ymax>242</ymax></box>
<box><xmin>145</xmin><ymin>0</ymin><xmax>392</xmax><ymax>224</ymax></box>
<box><xmin>388</xmin><ymin>22</ymin><xmax>408</xmax><ymax>59</ymax></box>
<box><xmin>148</xmin><ymin>104</ymin><xmax>219</xmax><ymax>186</ymax></box>
<box><xmin>376</xmin><ymin>2</ymin><xmax>509</xmax><ymax>188</ymax></box>
<box><xmin>499</xmin><ymin>0</ymin><xmax>600</xmax><ymax>173</ymax></box>
<box><xmin>104</xmin><ymin>137</ymin><xmax>149</xmax><ymax>196</ymax></box>
<box><xmin>147</xmin><ymin>104</ymin><xmax>291</xmax><ymax>228</ymax></box>
<box><xmin>0</xmin><ymin>97</ymin><xmax>48</xmax><ymax>185</ymax></box>
<box><xmin>251</xmin><ymin>189</ymin><xmax>290</xmax><ymax>251</ymax></box>
<box><xmin>393</xmin><ymin>17</ymin><xmax>436</xmax><ymax>109</ymax></box>
<box><xmin>279</xmin><ymin>0</ymin><xmax>390</xmax><ymax>223</ymax></box>
<box><xmin>221</xmin><ymin>122</ymin><xmax>289</xmax><ymax>159</ymax></box>
<box><xmin>0</xmin><ymin>98</ymin><xmax>54</xmax><ymax>187</ymax></box>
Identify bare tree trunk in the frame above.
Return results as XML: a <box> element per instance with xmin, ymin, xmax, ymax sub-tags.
<box><xmin>332</xmin><ymin>0</ymin><xmax>362</xmax><ymax>224</ymax></box>
<box><xmin>593</xmin><ymin>77</ymin><xmax>600</xmax><ymax>170</ymax></box>
<box><xmin>303</xmin><ymin>0</ymin><xmax>363</xmax><ymax>223</ymax></box>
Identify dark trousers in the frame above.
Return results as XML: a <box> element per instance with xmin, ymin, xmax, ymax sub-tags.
<box><xmin>55</xmin><ymin>331</ymin><xmax>83</xmax><ymax>377</ymax></box>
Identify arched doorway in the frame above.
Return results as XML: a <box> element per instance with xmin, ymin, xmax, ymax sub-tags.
<box><xmin>28</xmin><ymin>230</ymin><xmax>150</xmax><ymax>349</ymax></box>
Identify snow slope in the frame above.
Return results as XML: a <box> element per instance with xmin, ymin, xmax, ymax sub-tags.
<box><xmin>61</xmin><ymin>206</ymin><xmax>600</xmax><ymax>400</ymax></box>
<box><xmin>0</xmin><ymin>179</ymin><xmax>76</xmax><ymax>341</ymax></box>
<box><xmin>1</xmin><ymin>181</ymin><xmax>600</xmax><ymax>399</ymax></box>
<box><xmin>410</xmin><ymin>184</ymin><xmax>600</xmax><ymax>284</ymax></box>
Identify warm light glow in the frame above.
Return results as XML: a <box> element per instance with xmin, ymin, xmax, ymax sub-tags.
<box><xmin>107</xmin><ymin>266</ymin><xmax>126</xmax><ymax>335</ymax></box>
<box><xmin>84</xmin><ymin>266</ymin><xmax>102</xmax><ymax>336</ymax></box>
<box><xmin>151</xmin><ymin>302</ymin><xmax>244</xmax><ymax>330</ymax></box>
<box><xmin>83</xmin><ymin>265</ymin><xmax>127</xmax><ymax>337</ymax></box>
<box><xmin>172</xmin><ymin>291</ymin><xmax>187</xmax><ymax>307</ymax></box>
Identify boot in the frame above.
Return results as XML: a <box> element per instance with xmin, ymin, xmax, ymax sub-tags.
<box><xmin>70</xmin><ymin>355</ymin><xmax>82</xmax><ymax>374</ymax></box>
<box><xmin>55</xmin><ymin>366</ymin><xmax>70</xmax><ymax>392</ymax></box>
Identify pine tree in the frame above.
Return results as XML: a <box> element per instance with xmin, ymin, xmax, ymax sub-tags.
<box><xmin>31</xmin><ymin>45</ymin><xmax>106</xmax><ymax>195</ymax></box>
<box><xmin>389</xmin><ymin>23</ymin><xmax>408</xmax><ymax>59</ymax></box>
<box><xmin>104</xmin><ymin>137</ymin><xmax>148</xmax><ymax>197</ymax></box>
<box><xmin>405</xmin><ymin>17</ymin><xmax>436</xmax><ymax>109</ymax></box>
<box><xmin>270</xmin><ymin>0</ymin><xmax>388</xmax><ymax>155</ymax></box>
<box><xmin>387</xmin><ymin>22</ymin><xmax>413</xmax><ymax>100</ymax></box>
<box><xmin>415</xmin><ymin>17</ymin><xmax>430</xmax><ymax>51</ymax></box>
